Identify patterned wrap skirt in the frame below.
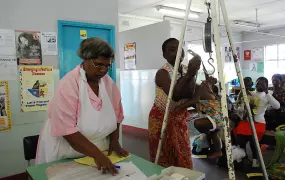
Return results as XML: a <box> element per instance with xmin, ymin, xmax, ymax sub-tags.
<box><xmin>148</xmin><ymin>104</ymin><xmax>193</xmax><ymax>169</ymax></box>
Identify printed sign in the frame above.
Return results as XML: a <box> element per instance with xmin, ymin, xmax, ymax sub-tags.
<box><xmin>0</xmin><ymin>81</ymin><xmax>12</xmax><ymax>132</ymax></box>
<box><xmin>16</xmin><ymin>30</ymin><xmax>42</xmax><ymax>65</ymax></box>
<box><xmin>80</xmin><ymin>30</ymin><xmax>87</xmax><ymax>39</ymax></box>
<box><xmin>19</xmin><ymin>66</ymin><xmax>54</xmax><ymax>112</ymax></box>
<box><xmin>124</xmin><ymin>43</ymin><xmax>136</xmax><ymax>70</ymax></box>
<box><xmin>244</xmin><ymin>50</ymin><xmax>251</xmax><ymax>61</ymax></box>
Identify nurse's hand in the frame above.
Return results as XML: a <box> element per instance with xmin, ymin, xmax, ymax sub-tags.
<box><xmin>108</xmin><ymin>140</ymin><xmax>129</xmax><ymax>157</ymax></box>
<box><xmin>95</xmin><ymin>152</ymin><xmax>118</xmax><ymax>175</ymax></box>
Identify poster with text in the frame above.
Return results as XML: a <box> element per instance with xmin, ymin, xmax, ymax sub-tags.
<box><xmin>0</xmin><ymin>56</ymin><xmax>17</xmax><ymax>80</ymax></box>
<box><xmin>124</xmin><ymin>43</ymin><xmax>136</xmax><ymax>70</ymax></box>
<box><xmin>41</xmin><ymin>32</ymin><xmax>58</xmax><ymax>55</ymax></box>
<box><xmin>19</xmin><ymin>66</ymin><xmax>54</xmax><ymax>112</ymax></box>
<box><xmin>0</xmin><ymin>81</ymin><xmax>12</xmax><ymax>132</ymax></box>
<box><xmin>16</xmin><ymin>30</ymin><xmax>42</xmax><ymax>65</ymax></box>
<box><xmin>252</xmin><ymin>47</ymin><xmax>264</xmax><ymax>61</ymax></box>
<box><xmin>0</xmin><ymin>29</ymin><xmax>16</xmax><ymax>56</ymax></box>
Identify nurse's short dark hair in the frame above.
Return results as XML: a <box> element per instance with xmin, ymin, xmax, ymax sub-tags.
<box><xmin>77</xmin><ymin>37</ymin><xmax>114</xmax><ymax>62</ymax></box>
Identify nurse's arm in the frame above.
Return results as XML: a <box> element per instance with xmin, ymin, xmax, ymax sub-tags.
<box><xmin>108</xmin><ymin>123</ymin><xmax>129</xmax><ymax>157</ymax></box>
<box><xmin>64</xmin><ymin>132</ymin><xmax>102</xmax><ymax>158</ymax></box>
<box><xmin>64</xmin><ymin>132</ymin><xmax>118</xmax><ymax>175</ymax></box>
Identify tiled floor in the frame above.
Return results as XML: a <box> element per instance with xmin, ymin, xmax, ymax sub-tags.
<box><xmin>122</xmin><ymin>128</ymin><xmax>274</xmax><ymax>180</ymax></box>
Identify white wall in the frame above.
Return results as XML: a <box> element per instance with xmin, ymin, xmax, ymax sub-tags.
<box><xmin>119</xmin><ymin>21</ymin><xmax>171</xmax><ymax>70</ymax></box>
<box><xmin>0</xmin><ymin>0</ymin><xmax>118</xmax><ymax>177</ymax></box>
<box><xmin>241</xmin><ymin>27</ymin><xmax>285</xmax><ymax>82</ymax></box>
<box><xmin>119</xmin><ymin>21</ymin><xmax>171</xmax><ymax>129</ymax></box>
<box><xmin>119</xmin><ymin>15</ymin><xmax>160</xmax><ymax>32</ymax></box>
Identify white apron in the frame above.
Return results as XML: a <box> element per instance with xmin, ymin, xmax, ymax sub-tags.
<box><xmin>36</xmin><ymin>68</ymin><xmax>117</xmax><ymax>164</ymax></box>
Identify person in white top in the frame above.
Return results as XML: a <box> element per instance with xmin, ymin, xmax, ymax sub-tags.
<box><xmin>235</xmin><ymin>77</ymin><xmax>280</xmax><ymax>167</ymax></box>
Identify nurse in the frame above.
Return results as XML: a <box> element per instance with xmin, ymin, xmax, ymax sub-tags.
<box><xmin>36</xmin><ymin>37</ymin><xmax>128</xmax><ymax>175</ymax></box>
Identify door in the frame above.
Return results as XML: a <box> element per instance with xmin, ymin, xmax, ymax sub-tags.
<box><xmin>58</xmin><ymin>20</ymin><xmax>116</xmax><ymax>82</ymax></box>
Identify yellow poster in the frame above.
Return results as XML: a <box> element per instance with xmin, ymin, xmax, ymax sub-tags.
<box><xmin>0</xmin><ymin>81</ymin><xmax>12</xmax><ymax>132</ymax></box>
<box><xmin>19</xmin><ymin>66</ymin><xmax>54</xmax><ymax>112</ymax></box>
<box><xmin>80</xmin><ymin>30</ymin><xmax>87</xmax><ymax>39</ymax></box>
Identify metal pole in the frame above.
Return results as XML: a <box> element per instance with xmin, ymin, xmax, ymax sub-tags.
<box><xmin>219</xmin><ymin>0</ymin><xmax>269</xmax><ymax>179</ymax></box>
<box><xmin>211</xmin><ymin>0</ymin><xmax>235</xmax><ymax>179</ymax></box>
<box><xmin>155</xmin><ymin>0</ymin><xmax>193</xmax><ymax>164</ymax></box>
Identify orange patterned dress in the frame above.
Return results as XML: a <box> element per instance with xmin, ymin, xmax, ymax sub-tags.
<box><xmin>148</xmin><ymin>63</ymin><xmax>193</xmax><ymax>169</ymax></box>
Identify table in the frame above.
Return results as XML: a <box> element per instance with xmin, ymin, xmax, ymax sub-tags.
<box><xmin>27</xmin><ymin>154</ymin><xmax>164</xmax><ymax>180</ymax></box>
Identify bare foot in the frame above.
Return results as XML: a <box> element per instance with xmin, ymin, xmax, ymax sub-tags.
<box><xmin>208</xmin><ymin>152</ymin><xmax>223</xmax><ymax>159</ymax></box>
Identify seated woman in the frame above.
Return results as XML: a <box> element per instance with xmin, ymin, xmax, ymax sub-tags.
<box><xmin>265</xmin><ymin>74</ymin><xmax>285</xmax><ymax>131</ymax></box>
<box><xmin>148</xmin><ymin>38</ymin><xmax>201</xmax><ymax>169</ymax></box>
<box><xmin>235</xmin><ymin>77</ymin><xmax>280</xmax><ymax>168</ymax></box>
<box><xmin>233</xmin><ymin>77</ymin><xmax>254</xmax><ymax>124</ymax></box>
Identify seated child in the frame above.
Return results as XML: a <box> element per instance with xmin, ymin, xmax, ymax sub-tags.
<box><xmin>189</xmin><ymin>76</ymin><xmax>223</xmax><ymax>158</ymax></box>
<box><xmin>235</xmin><ymin>77</ymin><xmax>280</xmax><ymax>167</ymax></box>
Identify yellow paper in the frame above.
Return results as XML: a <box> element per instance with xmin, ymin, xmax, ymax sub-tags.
<box><xmin>74</xmin><ymin>151</ymin><xmax>131</xmax><ymax>166</ymax></box>
<box><xmin>246</xmin><ymin>173</ymin><xmax>263</xmax><ymax>178</ymax></box>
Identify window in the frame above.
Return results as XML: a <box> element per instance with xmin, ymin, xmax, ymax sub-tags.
<box><xmin>264</xmin><ymin>44</ymin><xmax>285</xmax><ymax>84</ymax></box>
<box><xmin>187</xmin><ymin>44</ymin><xmax>237</xmax><ymax>83</ymax></box>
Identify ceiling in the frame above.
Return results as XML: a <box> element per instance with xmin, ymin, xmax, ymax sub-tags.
<box><xmin>118</xmin><ymin>0</ymin><xmax>285</xmax><ymax>31</ymax></box>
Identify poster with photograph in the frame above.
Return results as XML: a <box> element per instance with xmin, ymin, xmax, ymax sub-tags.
<box><xmin>124</xmin><ymin>43</ymin><xmax>136</xmax><ymax>70</ymax></box>
<box><xmin>16</xmin><ymin>30</ymin><xmax>42</xmax><ymax>65</ymax></box>
<box><xmin>0</xmin><ymin>56</ymin><xmax>17</xmax><ymax>80</ymax></box>
<box><xmin>19</xmin><ymin>66</ymin><xmax>54</xmax><ymax>112</ymax></box>
<box><xmin>41</xmin><ymin>32</ymin><xmax>58</xmax><ymax>55</ymax></box>
<box><xmin>0</xmin><ymin>29</ymin><xmax>16</xmax><ymax>56</ymax></box>
<box><xmin>0</xmin><ymin>81</ymin><xmax>12</xmax><ymax>132</ymax></box>
<box><xmin>224</xmin><ymin>46</ymin><xmax>240</xmax><ymax>62</ymax></box>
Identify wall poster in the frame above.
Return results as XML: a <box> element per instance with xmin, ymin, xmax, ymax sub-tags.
<box><xmin>20</xmin><ymin>66</ymin><xmax>54</xmax><ymax>112</ymax></box>
<box><xmin>249</xmin><ymin>62</ymin><xmax>257</xmax><ymax>72</ymax></box>
<box><xmin>124</xmin><ymin>43</ymin><xmax>136</xmax><ymax>70</ymax></box>
<box><xmin>0</xmin><ymin>56</ymin><xmax>17</xmax><ymax>80</ymax></box>
<box><xmin>244</xmin><ymin>50</ymin><xmax>251</xmax><ymax>60</ymax></box>
<box><xmin>16</xmin><ymin>30</ymin><xmax>42</xmax><ymax>65</ymax></box>
<box><xmin>0</xmin><ymin>29</ymin><xmax>16</xmax><ymax>56</ymax></box>
<box><xmin>41</xmin><ymin>32</ymin><xmax>58</xmax><ymax>55</ymax></box>
<box><xmin>224</xmin><ymin>46</ymin><xmax>240</xmax><ymax>62</ymax></box>
<box><xmin>252</xmin><ymin>47</ymin><xmax>264</xmax><ymax>61</ymax></box>
<box><xmin>0</xmin><ymin>81</ymin><xmax>12</xmax><ymax>132</ymax></box>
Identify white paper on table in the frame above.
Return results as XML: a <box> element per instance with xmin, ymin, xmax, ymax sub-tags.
<box><xmin>41</xmin><ymin>32</ymin><xmax>58</xmax><ymax>55</ymax></box>
<box><xmin>0</xmin><ymin>29</ymin><xmax>16</xmax><ymax>56</ymax></box>
<box><xmin>0</xmin><ymin>56</ymin><xmax>17</xmax><ymax>80</ymax></box>
<box><xmin>48</xmin><ymin>162</ymin><xmax>147</xmax><ymax>180</ymax></box>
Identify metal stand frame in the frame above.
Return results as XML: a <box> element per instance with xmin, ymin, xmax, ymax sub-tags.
<box><xmin>155</xmin><ymin>0</ymin><xmax>269</xmax><ymax>179</ymax></box>
<box><xmin>218</xmin><ymin>0</ymin><xmax>269</xmax><ymax>179</ymax></box>
<box><xmin>210</xmin><ymin>0</ymin><xmax>235</xmax><ymax>179</ymax></box>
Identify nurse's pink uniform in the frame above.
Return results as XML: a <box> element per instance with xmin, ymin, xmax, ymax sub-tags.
<box><xmin>36</xmin><ymin>65</ymin><xmax>124</xmax><ymax>164</ymax></box>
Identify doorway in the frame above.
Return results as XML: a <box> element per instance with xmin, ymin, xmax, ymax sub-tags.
<box><xmin>58</xmin><ymin>20</ymin><xmax>116</xmax><ymax>81</ymax></box>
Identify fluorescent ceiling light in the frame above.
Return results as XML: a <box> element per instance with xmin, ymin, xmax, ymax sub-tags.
<box><xmin>156</xmin><ymin>5</ymin><xmax>199</xmax><ymax>19</ymax></box>
<box><xmin>233</xmin><ymin>20</ymin><xmax>260</xmax><ymax>28</ymax></box>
